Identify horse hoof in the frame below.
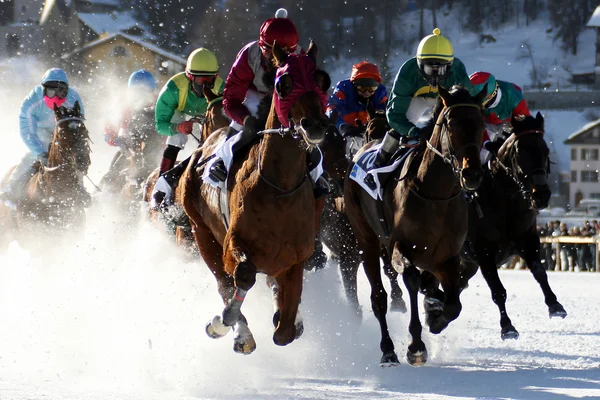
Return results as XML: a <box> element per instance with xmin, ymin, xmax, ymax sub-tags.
<box><xmin>206</xmin><ymin>315</ymin><xmax>231</xmax><ymax>339</ymax></box>
<box><xmin>295</xmin><ymin>321</ymin><xmax>304</xmax><ymax>340</ymax></box>
<box><xmin>233</xmin><ymin>337</ymin><xmax>257</xmax><ymax>354</ymax></box>
<box><xmin>501</xmin><ymin>325</ymin><xmax>519</xmax><ymax>340</ymax></box>
<box><xmin>390</xmin><ymin>298</ymin><xmax>407</xmax><ymax>313</ymax></box>
<box><xmin>379</xmin><ymin>351</ymin><xmax>400</xmax><ymax>367</ymax></box>
<box><xmin>406</xmin><ymin>349</ymin><xmax>427</xmax><ymax>367</ymax></box>
<box><xmin>549</xmin><ymin>304</ymin><xmax>567</xmax><ymax>319</ymax></box>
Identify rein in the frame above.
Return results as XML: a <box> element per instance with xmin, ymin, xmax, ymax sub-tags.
<box><xmin>493</xmin><ymin>129</ymin><xmax>546</xmax><ymax>206</ymax></box>
<box><xmin>427</xmin><ymin>103</ymin><xmax>482</xmax><ymax>179</ymax></box>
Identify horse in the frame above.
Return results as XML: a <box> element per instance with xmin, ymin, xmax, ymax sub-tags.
<box><xmin>142</xmin><ymin>85</ymin><xmax>230</xmax><ymax>252</ymax></box>
<box><xmin>313</xmin><ymin>110</ymin><xmax>407</xmax><ymax>318</ymax></box>
<box><xmin>180</xmin><ymin>41</ymin><xmax>331</xmax><ymax>353</ymax></box>
<box><xmin>344</xmin><ymin>85</ymin><xmax>487</xmax><ymax>366</ymax></box>
<box><xmin>457</xmin><ymin>112</ymin><xmax>566</xmax><ymax>340</ymax></box>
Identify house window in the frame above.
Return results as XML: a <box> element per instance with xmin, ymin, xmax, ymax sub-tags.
<box><xmin>591</xmin><ymin>193</ymin><xmax>600</xmax><ymax>200</ymax></box>
<box><xmin>581</xmin><ymin>148</ymin><xmax>599</xmax><ymax>161</ymax></box>
<box><xmin>571</xmin><ymin>148</ymin><xmax>577</xmax><ymax>161</ymax></box>
<box><xmin>581</xmin><ymin>170</ymin><xmax>599</xmax><ymax>182</ymax></box>
<box><xmin>111</xmin><ymin>46</ymin><xmax>128</xmax><ymax>57</ymax></box>
<box><xmin>571</xmin><ymin>170</ymin><xmax>577</xmax><ymax>182</ymax></box>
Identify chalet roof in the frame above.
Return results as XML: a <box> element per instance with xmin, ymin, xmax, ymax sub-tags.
<box><xmin>587</xmin><ymin>6</ymin><xmax>600</xmax><ymax>27</ymax></box>
<box><xmin>61</xmin><ymin>32</ymin><xmax>186</xmax><ymax>65</ymax></box>
<box><xmin>78</xmin><ymin>12</ymin><xmax>138</xmax><ymax>35</ymax></box>
<box><xmin>564</xmin><ymin>119</ymin><xmax>600</xmax><ymax>144</ymax></box>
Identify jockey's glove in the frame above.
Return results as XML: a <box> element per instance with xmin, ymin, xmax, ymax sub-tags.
<box><xmin>339</xmin><ymin>124</ymin><xmax>364</xmax><ymax>137</ymax></box>
<box><xmin>37</xmin><ymin>152</ymin><xmax>49</xmax><ymax>167</ymax></box>
<box><xmin>243</xmin><ymin>115</ymin><xmax>260</xmax><ymax>135</ymax></box>
<box><xmin>177</xmin><ymin>120</ymin><xmax>195</xmax><ymax>134</ymax></box>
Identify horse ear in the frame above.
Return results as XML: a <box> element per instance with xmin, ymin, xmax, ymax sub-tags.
<box><xmin>272</xmin><ymin>41</ymin><xmax>288</xmax><ymax>67</ymax></box>
<box><xmin>307</xmin><ymin>40</ymin><xmax>318</xmax><ymax>63</ymax></box>
<box><xmin>74</xmin><ymin>100</ymin><xmax>80</xmax><ymax>116</ymax></box>
<box><xmin>536</xmin><ymin>111</ymin><xmax>544</xmax><ymax>126</ymax></box>
<box><xmin>474</xmin><ymin>82</ymin><xmax>488</xmax><ymax>106</ymax></box>
<box><xmin>438</xmin><ymin>85</ymin><xmax>450</xmax><ymax>107</ymax></box>
<box><xmin>315</xmin><ymin>69</ymin><xmax>331</xmax><ymax>93</ymax></box>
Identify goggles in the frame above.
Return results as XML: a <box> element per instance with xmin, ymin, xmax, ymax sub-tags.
<box><xmin>355</xmin><ymin>85</ymin><xmax>378</xmax><ymax>94</ymax></box>
<box><xmin>421</xmin><ymin>62</ymin><xmax>451</xmax><ymax>77</ymax></box>
<box><xmin>44</xmin><ymin>84</ymin><xmax>68</xmax><ymax>99</ymax></box>
<box><xmin>187</xmin><ymin>74</ymin><xmax>216</xmax><ymax>85</ymax></box>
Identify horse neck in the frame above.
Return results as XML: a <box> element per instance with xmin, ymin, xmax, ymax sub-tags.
<box><xmin>415</xmin><ymin>115</ymin><xmax>461</xmax><ymax>198</ymax></box>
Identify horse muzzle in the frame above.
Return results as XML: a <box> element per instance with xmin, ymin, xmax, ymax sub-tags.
<box><xmin>531</xmin><ymin>185</ymin><xmax>551</xmax><ymax>210</ymax></box>
<box><xmin>299</xmin><ymin>117</ymin><xmax>328</xmax><ymax>146</ymax></box>
<box><xmin>460</xmin><ymin>167</ymin><xmax>483</xmax><ymax>191</ymax></box>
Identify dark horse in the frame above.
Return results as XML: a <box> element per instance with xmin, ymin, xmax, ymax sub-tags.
<box><xmin>458</xmin><ymin>112</ymin><xmax>566</xmax><ymax>340</ymax></box>
<box><xmin>181</xmin><ymin>41</ymin><xmax>331</xmax><ymax>353</ymax></box>
<box><xmin>315</xmin><ymin>110</ymin><xmax>407</xmax><ymax>318</ymax></box>
<box><xmin>18</xmin><ymin>101</ymin><xmax>91</xmax><ymax>231</ymax></box>
<box><xmin>344</xmin><ymin>85</ymin><xmax>486</xmax><ymax>366</ymax></box>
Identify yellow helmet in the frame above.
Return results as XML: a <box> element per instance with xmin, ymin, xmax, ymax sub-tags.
<box><xmin>186</xmin><ymin>48</ymin><xmax>219</xmax><ymax>75</ymax></box>
<box><xmin>416</xmin><ymin>28</ymin><xmax>454</xmax><ymax>63</ymax></box>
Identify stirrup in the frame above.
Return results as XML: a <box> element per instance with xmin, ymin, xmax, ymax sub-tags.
<box><xmin>209</xmin><ymin>159</ymin><xmax>227</xmax><ymax>182</ymax></box>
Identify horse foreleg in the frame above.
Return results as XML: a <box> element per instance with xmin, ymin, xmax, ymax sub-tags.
<box><xmin>519</xmin><ymin>236</ymin><xmax>567</xmax><ymax>319</ymax></box>
<box><xmin>339</xmin><ymin>250</ymin><xmax>362</xmax><ymax>321</ymax></box>
<box><xmin>431</xmin><ymin>255</ymin><xmax>463</xmax><ymax>334</ymax></box>
<box><xmin>478</xmin><ymin>257</ymin><xmax>519</xmax><ymax>340</ymax></box>
<box><xmin>272</xmin><ymin>263</ymin><xmax>304</xmax><ymax>346</ymax></box>
<box><xmin>381</xmin><ymin>247</ymin><xmax>407</xmax><ymax>313</ymax></box>
<box><xmin>403</xmin><ymin>263</ymin><xmax>427</xmax><ymax>366</ymax></box>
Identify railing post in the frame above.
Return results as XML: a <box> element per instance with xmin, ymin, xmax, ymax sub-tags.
<box><xmin>596</xmin><ymin>236</ymin><xmax>600</xmax><ymax>273</ymax></box>
<box><xmin>554</xmin><ymin>237</ymin><xmax>562</xmax><ymax>271</ymax></box>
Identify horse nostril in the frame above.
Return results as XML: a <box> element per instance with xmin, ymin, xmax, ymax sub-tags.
<box><xmin>300</xmin><ymin>118</ymin><xmax>313</xmax><ymax>130</ymax></box>
<box><xmin>319</xmin><ymin>118</ymin><xmax>329</xmax><ymax>129</ymax></box>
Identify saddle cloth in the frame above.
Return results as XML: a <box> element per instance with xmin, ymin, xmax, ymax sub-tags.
<box><xmin>349</xmin><ymin>143</ymin><xmax>412</xmax><ymax>200</ymax></box>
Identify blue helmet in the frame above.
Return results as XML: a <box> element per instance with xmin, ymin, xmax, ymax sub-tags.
<box><xmin>128</xmin><ymin>69</ymin><xmax>156</xmax><ymax>90</ymax></box>
<box><xmin>41</xmin><ymin>68</ymin><xmax>68</xmax><ymax>86</ymax></box>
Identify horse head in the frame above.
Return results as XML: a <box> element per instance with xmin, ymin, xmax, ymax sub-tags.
<box><xmin>365</xmin><ymin>108</ymin><xmax>389</xmax><ymax>142</ymax></box>
<box><xmin>201</xmin><ymin>84</ymin><xmax>230</xmax><ymax>142</ymax></box>
<box><xmin>432</xmin><ymin>84</ymin><xmax>486</xmax><ymax>190</ymax></box>
<box><xmin>52</xmin><ymin>101</ymin><xmax>91</xmax><ymax>174</ymax></box>
<box><xmin>271</xmin><ymin>40</ymin><xmax>331</xmax><ymax>146</ymax></box>
<box><xmin>497</xmin><ymin>112</ymin><xmax>550</xmax><ymax>210</ymax></box>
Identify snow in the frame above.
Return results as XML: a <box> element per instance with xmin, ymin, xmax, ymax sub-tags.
<box><xmin>1</xmin><ymin>8</ymin><xmax>600</xmax><ymax>399</ymax></box>
<box><xmin>587</xmin><ymin>6</ymin><xmax>600</xmax><ymax>28</ymax></box>
<box><xmin>78</xmin><ymin>12</ymin><xmax>139</xmax><ymax>36</ymax></box>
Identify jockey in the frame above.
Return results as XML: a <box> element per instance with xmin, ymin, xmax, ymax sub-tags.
<box><xmin>150</xmin><ymin>47</ymin><xmax>224</xmax><ymax>209</ymax></box>
<box><xmin>102</xmin><ymin>69</ymin><xmax>157</xmax><ymax>187</ymax></box>
<box><xmin>327</xmin><ymin>61</ymin><xmax>388</xmax><ymax>136</ymax></box>
<box><xmin>470</xmin><ymin>71</ymin><xmax>531</xmax><ymax>159</ymax></box>
<box><xmin>367</xmin><ymin>28</ymin><xmax>472</xmax><ymax>183</ymax></box>
<box><xmin>0</xmin><ymin>68</ymin><xmax>89</xmax><ymax>206</ymax></box>
<box><xmin>208</xmin><ymin>8</ymin><xmax>301</xmax><ymax>182</ymax></box>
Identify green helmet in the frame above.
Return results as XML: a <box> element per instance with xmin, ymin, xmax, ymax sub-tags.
<box><xmin>416</xmin><ymin>28</ymin><xmax>454</xmax><ymax>63</ymax></box>
<box><xmin>470</xmin><ymin>71</ymin><xmax>498</xmax><ymax>108</ymax></box>
<box><xmin>185</xmin><ymin>48</ymin><xmax>219</xmax><ymax>76</ymax></box>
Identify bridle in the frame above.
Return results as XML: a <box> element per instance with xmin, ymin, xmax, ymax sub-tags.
<box><xmin>494</xmin><ymin>129</ymin><xmax>548</xmax><ymax>206</ymax></box>
<box><xmin>426</xmin><ymin>103</ymin><xmax>483</xmax><ymax>181</ymax></box>
<box><xmin>44</xmin><ymin>116</ymin><xmax>90</xmax><ymax>173</ymax></box>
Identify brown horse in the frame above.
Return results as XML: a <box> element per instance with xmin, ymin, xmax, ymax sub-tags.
<box><xmin>180</xmin><ymin>41</ymin><xmax>331</xmax><ymax>353</ymax></box>
<box><xmin>314</xmin><ymin>111</ymin><xmax>406</xmax><ymax>318</ymax></box>
<box><xmin>344</xmin><ymin>85</ymin><xmax>486</xmax><ymax>366</ymax></box>
<box><xmin>142</xmin><ymin>86</ymin><xmax>229</xmax><ymax>251</ymax></box>
<box><xmin>18</xmin><ymin>101</ymin><xmax>91</xmax><ymax>231</ymax></box>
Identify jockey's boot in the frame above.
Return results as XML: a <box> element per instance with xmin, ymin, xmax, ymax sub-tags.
<box><xmin>151</xmin><ymin>146</ymin><xmax>179</xmax><ymax>210</ymax></box>
<box><xmin>208</xmin><ymin>127</ymin><xmax>256</xmax><ymax>182</ymax></box>
<box><xmin>0</xmin><ymin>164</ymin><xmax>37</xmax><ymax>208</ymax></box>
<box><xmin>364</xmin><ymin>130</ymin><xmax>402</xmax><ymax>190</ymax></box>
<box><xmin>151</xmin><ymin>156</ymin><xmax>191</xmax><ymax>211</ymax></box>
<box><xmin>306</xmin><ymin>147</ymin><xmax>330</xmax><ymax>199</ymax></box>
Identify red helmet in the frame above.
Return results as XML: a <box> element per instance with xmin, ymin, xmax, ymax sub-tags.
<box><xmin>258</xmin><ymin>12</ymin><xmax>299</xmax><ymax>52</ymax></box>
<box><xmin>350</xmin><ymin>61</ymin><xmax>382</xmax><ymax>85</ymax></box>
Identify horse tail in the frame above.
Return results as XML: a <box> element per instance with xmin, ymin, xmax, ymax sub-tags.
<box><xmin>180</xmin><ymin>148</ymin><xmax>205</xmax><ymax>226</ymax></box>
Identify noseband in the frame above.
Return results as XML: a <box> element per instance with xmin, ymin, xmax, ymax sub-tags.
<box><xmin>426</xmin><ymin>103</ymin><xmax>483</xmax><ymax>180</ymax></box>
<box><xmin>45</xmin><ymin>116</ymin><xmax>89</xmax><ymax>173</ymax></box>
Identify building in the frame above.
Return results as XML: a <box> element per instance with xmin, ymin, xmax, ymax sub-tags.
<box><xmin>60</xmin><ymin>32</ymin><xmax>185</xmax><ymax>87</ymax></box>
<box><xmin>564</xmin><ymin>119</ymin><xmax>600</xmax><ymax>207</ymax></box>
<box><xmin>585</xmin><ymin>5</ymin><xmax>600</xmax><ymax>88</ymax></box>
